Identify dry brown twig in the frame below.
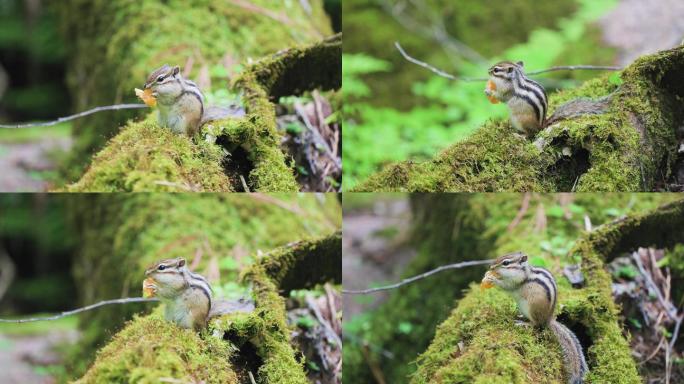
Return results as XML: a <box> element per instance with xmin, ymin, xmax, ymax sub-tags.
<box><xmin>394</xmin><ymin>42</ymin><xmax>622</xmax><ymax>83</ymax></box>
<box><xmin>0</xmin><ymin>297</ymin><xmax>158</xmax><ymax>323</ymax></box>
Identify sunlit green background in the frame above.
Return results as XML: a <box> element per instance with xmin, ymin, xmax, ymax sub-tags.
<box><xmin>343</xmin><ymin>0</ymin><xmax>619</xmax><ymax>189</ymax></box>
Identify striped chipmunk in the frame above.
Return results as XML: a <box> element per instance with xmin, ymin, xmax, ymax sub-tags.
<box><xmin>481</xmin><ymin>252</ymin><xmax>588</xmax><ymax>384</ymax></box>
<box><xmin>142</xmin><ymin>258</ymin><xmax>253</xmax><ymax>331</ymax></box>
<box><xmin>136</xmin><ymin>65</ymin><xmax>244</xmax><ymax>137</ymax></box>
<box><xmin>484</xmin><ymin>61</ymin><xmax>610</xmax><ymax>139</ymax></box>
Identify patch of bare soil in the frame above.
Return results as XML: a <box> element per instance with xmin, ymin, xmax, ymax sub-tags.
<box><xmin>0</xmin><ymin>329</ymin><xmax>78</xmax><ymax>384</ymax></box>
<box><xmin>0</xmin><ymin>138</ymin><xmax>71</xmax><ymax>192</ymax></box>
<box><xmin>342</xmin><ymin>198</ymin><xmax>416</xmax><ymax>318</ymax></box>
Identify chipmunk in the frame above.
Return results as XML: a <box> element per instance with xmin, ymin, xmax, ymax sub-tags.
<box><xmin>481</xmin><ymin>252</ymin><xmax>588</xmax><ymax>384</ymax></box>
<box><xmin>143</xmin><ymin>257</ymin><xmax>253</xmax><ymax>331</ymax></box>
<box><xmin>485</xmin><ymin>61</ymin><xmax>610</xmax><ymax>139</ymax></box>
<box><xmin>138</xmin><ymin>64</ymin><xmax>244</xmax><ymax>137</ymax></box>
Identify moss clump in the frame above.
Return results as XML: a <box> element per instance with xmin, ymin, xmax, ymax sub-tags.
<box><xmin>346</xmin><ymin>194</ymin><xmax>678</xmax><ymax>383</ymax></box>
<box><xmin>228</xmin><ymin>33</ymin><xmax>341</xmax><ymax>191</ymax></box>
<box><xmin>412</xmin><ymin>286</ymin><xmax>564</xmax><ymax>384</ymax></box>
<box><xmin>56</xmin><ymin>0</ymin><xmax>332</xmax><ymax>183</ymax></box>
<box><xmin>354</xmin><ymin>46</ymin><xmax>684</xmax><ymax>192</ymax></box>
<box><xmin>413</xmin><ymin>198</ymin><xmax>684</xmax><ymax>383</ymax></box>
<box><xmin>76</xmin><ymin>312</ymin><xmax>238</xmax><ymax>384</ymax></box>
<box><xmin>63</xmin><ymin>33</ymin><xmax>341</xmax><ymax>192</ymax></box>
<box><xmin>211</xmin><ymin>232</ymin><xmax>342</xmax><ymax>383</ymax></box>
<box><xmin>66</xmin><ymin>194</ymin><xmax>340</xmax><ymax>378</ymax></box>
<box><xmin>65</xmin><ymin>118</ymin><xmax>231</xmax><ymax>192</ymax></box>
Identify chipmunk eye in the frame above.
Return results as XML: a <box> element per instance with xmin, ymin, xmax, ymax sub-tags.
<box><xmin>502</xmin><ymin>260</ymin><xmax>511</xmax><ymax>266</ymax></box>
<box><xmin>158</xmin><ymin>265</ymin><xmax>166</xmax><ymax>271</ymax></box>
<box><xmin>157</xmin><ymin>76</ymin><xmax>165</xmax><ymax>83</ymax></box>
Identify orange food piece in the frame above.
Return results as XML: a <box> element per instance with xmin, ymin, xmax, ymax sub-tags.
<box><xmin>485</xmin><ymin>79</ymin><xmax>499</xmax><ymax>104</ymax></box>
<box><xmin>142</xmin><ymin>277</ymin><xmax>158</xmax><ymax>298</ymax></box>
<box><xmin>135</xmin><ymin>88</ymin><xmax>157</xmax><ymax>107</ymax></box>
<box><xmin>480</xmin><ymin>270</ymin><xmax>499</xmax><ymax>289</ymax></box>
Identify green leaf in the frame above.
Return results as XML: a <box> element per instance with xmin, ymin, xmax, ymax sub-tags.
<box><xmin>608</xmin><ymin>72</ymin><xmax>623</xmax><ymax>86</ymax></box>
<box><xmin>398</xmin><ymin>321</ymin><xmax>413</xmax><ymax>334</ymax></box>
<box><xmin>297</xmin><ymin>315</ymin><xmax>317</xmax><ymax>329</ymax></box>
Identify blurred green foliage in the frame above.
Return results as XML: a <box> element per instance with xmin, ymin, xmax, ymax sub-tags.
<box><xmin>0</xmin><ymin>1</ymin><xmax>69</xmax><ymax>120</ymax></box>
<box><xmin>343</xmin><ymin>0</ymin><xmax>619</xmax><ymax>190</ymax></box>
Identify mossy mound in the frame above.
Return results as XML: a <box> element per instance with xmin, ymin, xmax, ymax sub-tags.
<box><xmin>66</xmin><ymin>194</ymin><xmax>340</xmax><ymax>378</ymax></box>
<box><xmin>65</xmin><ymin>118</ymin><xmax>231</xmax><ymax>192</ymax></box>
<box><xmin>76</xmin><ymin>313</ymin><xmax>238</xmax><ymax>384</ymax></box>
<box><xmin>354</xmin><ymin>46</ymin><xmax>684</xmax><ymax>192</ymax></box>
<box><xmin>212</xmin><ymin>231</ymin><xmax>341</xmax><ymax>383</ymax></box>
<box><xmin>77</xmin><ymin>231</ymin><xmax>341</xmax><ymax>383</ymax></box>
<box><xmin>345</xmin><ymin>194</ymin><xmax>678</xmax><ymax>383</ymax></box>
<box><xmin>56</xmin><ymin>0</ymin><xmax>332</xmax><ymax>183</ymax></box>
<box><xmin>64</xmin><ymin>33</ymin><xmax>341</xmax><ymax>192</ymax></box>
<box><xmin>412</xmin><ymin>198</ymin><xmax>684</xmax><ymax>383</ymax></box>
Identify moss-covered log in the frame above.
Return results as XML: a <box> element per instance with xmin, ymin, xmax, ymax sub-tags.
<box><xmin>66</xmin><ymin>194</ymin><xmax>340</xmax><ymax>379</ymax></box>
<box><xmin>75</xmin><ymin>231</ymin><xmax>341</xmax><ymax>384</ymax></box>
<box><xmin>344</xmin><ymin>194</ymin><xmax>677</xmax><ymax>383</ymax></box>
<box><xmin>354</xmin><ymin>46</ymin><xmax>684</xmax><ymax>192</ymax></box>
<box><xmin>411</xmin><ymin>199</ymin><xmax>684</xmax><ymax>383</ymax></box>
<box><xmin>56</xmin><ymin>0</ymin><xmax>336</xmax><ymax>190</ymax></box>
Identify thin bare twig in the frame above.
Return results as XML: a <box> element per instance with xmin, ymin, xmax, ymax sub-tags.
<box><xmin>248</xmin><ymin>371</ymin><xmax>257</xmax><ymax>384</ymax></box>
<box><xmin>239</xmin><ymin>174</ymin><xmax>251</xmax><ymax>192</ymax></box>
<box><xmin>342</xmin><ymin>259</ymin><xmax>491</xmax><ymax>294</ymax></box>
<box><xmin>0</xmin><ymin>103</ymin><xmax>147</xmax><ymax>129</ymax></box>
<box><xmin>395</xmin><ymin>42</ymin><xmax>622</xmax><ymax>82</ymax></box>
<box><xmin>632</xmin><ymin>249</ymin><xmax>678</xmax><ymax>321</ymax></box>
<box><xmin>294</xmin><ymin>102</ymin><xmax>341</xmax><ymax>170</ymax></box>
<box><xmin>0</xmin><ymin>297</ymin><xmax>158</xmax><ymax>323</ymax></box>
<box><xmin>383</xmin><ymin>1</ymin><xmax>487</xmax><ymax>65</ymax></box>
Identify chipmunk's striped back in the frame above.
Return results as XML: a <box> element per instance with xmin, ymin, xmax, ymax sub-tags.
<box><xmin>487</xmin><ymin>252</ymin><xmax>587</xmax><ymax>383</ymax></box>
<box><xmin>487</xmin><ymin>61</ymin><xmax>548</xmax><ymax>137</ymax></box>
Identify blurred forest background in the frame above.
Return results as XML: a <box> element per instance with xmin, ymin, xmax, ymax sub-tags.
<box><xmin>343</xmin><ymin>0</ymin><xmax>684</xmax><ymax>189</ymax></box>
<box><xmin>0</xmin><ymin>0</ymin><xmax>342</xmax><ymax>192</ymax></box>
<box><xmin>343</xmin><ymin>193</ymin><xmax>684</xmax><ymax>383</ymax></box>
<box><xmin>0</xmin><ymin>193</ymin><xmax>341</xmax><ymax>383</ymax></box>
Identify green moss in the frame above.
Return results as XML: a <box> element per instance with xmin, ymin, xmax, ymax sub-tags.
<box><xmin>346</xmin><ymin>194</ymin><xmax>679</xmax><ymax>383</ymax></box>
<box><xmin>76</xmin><ymin>312</ymin><xmax>238</xmax><ymax>384</ymax></box>
<box><xmin>412</xmin><ymin>286</ymin><xmax>564</xmax><ymax>384</ymax></box>
<box><xmin>74</xmin><ymin>231</ymin><xmax>341</xmax><ymax>383</ymax></box>
<box><xmin>412</xmin><ymin>198</ymin><xmax>684</xmax><ymax>383</ymax></box>
<box><xmin>354</xmin><ymin>46</ymin><xmax>684</xmax><ymax>192</ymax></box>
<box><xmin>229</xmin><ymin>33</ymin><xmax>341</xmax><ymax>191</ymax></box>
<box><xmin>62</xmin><ymin>31</ymin><xmax>340</xmax><ymax>192</ymax></box>
<box><xmin>65</xmin><ymin>194</ymin><xmax>340</xmax><ymax>379</ymax></box>
<box><xmin>56</xmin><ymin>0</ymin><xmax>332</xmax><ymax>183</ymax></box>
<box><xmin>64</xmin><ymin>118</ymin><xmax>231</xmax><ymax>192</ymax></box>
<box><xmin>212</xmin><ymin>232</ymin><xmax>341</xmax><ymax>384</ymax></box>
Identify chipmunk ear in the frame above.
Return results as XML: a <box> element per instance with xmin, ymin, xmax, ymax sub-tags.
<box><xmin>520</xmin><ymin>254</ymin><xmax>527</xmax><ymax>262</ymax></box>
<box><xmin>516</xmin><ymin>61</ymin><xmax>524</xmax><ymax>68</ymax></box>
<box><xmin>172</xmin><ymin>66</ymin><xmax>180</xmax><ymax>76</ymax></box>
<box><xmin>177</xmin><ymin>258</ymin><xmax>186</xmax><ymax>267</ymax></box>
